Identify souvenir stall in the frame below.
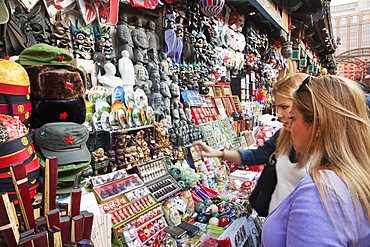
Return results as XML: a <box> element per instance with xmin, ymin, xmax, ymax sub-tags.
<box><xmin>0</xmin><ymin>0</ymin><xmax>332</xmax><ymax>246</ymax></box>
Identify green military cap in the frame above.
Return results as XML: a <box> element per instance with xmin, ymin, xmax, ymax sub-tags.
<box><xmin>33</xmin><ymin>122</ymin><xmax>90</xmax><ymax>165</ymax></box>
<box><xmin>18</xmin><ymin>44</ymin><xmax>73</xmax><ymax>66</ymax></box>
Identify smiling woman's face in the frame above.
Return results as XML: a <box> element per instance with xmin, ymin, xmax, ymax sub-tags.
<box><xmin>274</xmin><ymin>95</ymin><xmax>293</xmax><ymax>128</ymax></box>
<box><xmin>287</xmin><ymin>104</ymin><xmax>313</xmax><ymax>153</ymax></box>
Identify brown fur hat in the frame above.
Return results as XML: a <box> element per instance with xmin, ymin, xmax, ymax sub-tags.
<box><xmin>24</xmin><ymin>65</ymin><xmax>86</xmax><ymax>100</ymax></box>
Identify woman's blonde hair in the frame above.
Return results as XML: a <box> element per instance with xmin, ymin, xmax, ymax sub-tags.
<box><xmin>294</xmin><ymin>75</ymin><xmax>370</xmax><ymax>242</ymax></box>
<box><xmin>272</xmin><ymin>73</ymin><xmax>309</xmax><ymax>168</ymax></box>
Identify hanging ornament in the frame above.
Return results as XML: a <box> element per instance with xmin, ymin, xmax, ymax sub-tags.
<box><xmin>199</xmin><ymin>0</ymin><xmax>225</xmax><ymax>17</ymax></box>
<box><xmin>281</xmin><ymin>42</ymin><xmax>293</xmax><ymax>58</ymax></box>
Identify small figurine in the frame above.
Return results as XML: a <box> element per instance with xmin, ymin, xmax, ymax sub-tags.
<box><xmin>99</xmin><ymin>63</ymin><xmax>124</xmax><ymax>94</ymax></box>
<box><xmin>118</xmin><ymin>50</ymin><xmax>135</xmax><ymax>92</ymax></box>
<box><xmin>131</xmin><ymin>17</ymin><xmax>149</xmax><ymax>63</ymax></box>
<box><xmin>146</xmin><ymin>20</ymin><xmax>160</xmax><ymax>51</ymax></box>
<box><xmin>162</xmin><ymin>201</ymin><xmax>181</xmax><ymax>226</ymax></box>
<box><xmin>116</xmin><ymin>13</ymin><xmax>134</xmax><ymax>60</ymax></box>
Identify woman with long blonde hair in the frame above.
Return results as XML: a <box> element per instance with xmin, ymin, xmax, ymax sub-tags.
<box><xmin>262</xmin><ymin>75</ymin><xmax>370</xmax><ymax>246</ymax></box>
<box><xmin>195</xmin><ymin>73</ymin><xmax>309</xmax><ymax>216</ymax></box>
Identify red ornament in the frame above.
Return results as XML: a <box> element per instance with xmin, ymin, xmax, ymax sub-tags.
<box><xmin>65</xmin><ymin>81</ymin><xmax>73</xmax><ymax>89</ymax></box>
<box><xmin>64</xmin><ymin>136</ymin><xmax>75</xmax><ymax>145</ymax></box>
<box><xmin>59</xmin><ymin>112</ymin><xmax>68</xmax><ymax>120</ymax></box>
<box><xmin>58</xmin><ymin>55</ymin><xmax>66</xmax><ymax>62</ymax></box>
<box><xmin>219</xmin><ymin>217</ymin><xmax>229</xmax><ymax>227</ymax></box>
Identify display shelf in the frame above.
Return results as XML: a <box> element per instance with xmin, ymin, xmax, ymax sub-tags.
<box><xmin>112</xmin><ymin>124</ymin><xmax>154</xmax><ymax>133</ymax></box>
<box><xmin>146</xmin><ymin>175</ymin><xmax>182</xmax><ymax>202</ymax></box>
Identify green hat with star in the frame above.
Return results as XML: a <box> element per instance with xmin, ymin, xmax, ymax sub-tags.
<box><xmin>33</xmin><ymin>122</ymin><xmax>90</xmax><ymax>165</ymax></box>
<box><xmin>18</xmin><ymin>44</ymin><xmax>73</xmax><ymax>66</ymax></box>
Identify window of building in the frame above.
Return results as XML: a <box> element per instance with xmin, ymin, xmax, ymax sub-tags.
<box><xmin>340</xmin><ymin>17</ymin><xmax>347</xmax><ymax>25</ymax></box>
<box><xmin>339</xmin><ymin>27</ymin><xmax>347</xmax><ymax>53</ymax></box>
<box><xmin>332</xmin><ymin>19</ymin><xmax>337</xmax><ymax>27</ymax></box>
<box><xmin>350</xmin><ymin>26</ymin><xmax>358</xmax><ymax>49</ymax></box>
<box><xmin>363</xmin><ymin>14</ymin><xmax>370</xmax><ymax>21</ymax></box>
<box><xmin>351</xmin><ymin>16</ymin><xmax>359</xmax><ymax>23</ymax></box>
<box><xmin>362</xmin><ymin>24</ymin><xmax>370</xmax><ymax>48</ymax></box>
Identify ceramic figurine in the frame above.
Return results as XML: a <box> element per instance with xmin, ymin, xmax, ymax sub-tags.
<box><xmin>162</xmin><ymin>201</ymin><xmax>181</xmax><ymax>226</ymax></box>
<box><xmin>174</xmin><ymin>20</ymin><xmax>184</xmax><ymax>63</ymax></box>
<box><xmin>131</xmin><ymin>17</ymin><xmax>149</xmax><ymax>63</ymax></box>
<box><xmin>99</xmin><ymin>62</ymin><xmax>124</xmax><ymax>94</ymax></box>
<box><xmin>134</xmin><ymin>61</ymin><xmax>151</xmax><ymax>95</ymax></box>
<box><xmin>116</xmin><ymin>13</ymin><xmax>134</xmax><ymax>60</ymax></box>
<box><xmin>146</xmin><ymin>20</ymin><xmax>160</xmax><ymax>51</ymax></box>
<box><xmin>146</xmin><ymin>48</ymin><xmax>160</xmax><ymax>78</ymax></box>
<box><xmin>118</xmin><ymin>50</ymin><xmax>135</xmax><ymax>92</ymax></box>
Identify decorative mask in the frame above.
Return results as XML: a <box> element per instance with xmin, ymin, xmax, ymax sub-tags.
<box><xmin>51</xmin><ymin>11</ymin><xmax>71</xmax><ymax>52</ymax></box>
<box><xmin>70</xmin><ymin>20</ymin><xmax>95</xmax><ymax>59</ymax></box>
<box><xmin>24</xmin><ymin>5</ymin><xmax>52</xmax><ymax>44</ymax></box>
<box><xmin>94</xmin><ymin>25</ymin><xmax>113</xmax><ymax>60</ymax></box>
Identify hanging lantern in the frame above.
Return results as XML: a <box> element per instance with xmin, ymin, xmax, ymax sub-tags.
<box><xmin>281</xmin><ymin>42</ymin><xmax>293</xmax><ymax>58</ymax></box>
<box><xmin>364</xmin><ymin>62</ymin><xmax>368</xmax><ymax>65</ymax></box>
<box><xmin>364</xmin><ymin>66</ymin><xmax>368</xmax><ymax>69</ymax></box>
<box><xmin>357</xmin><ymin>62</ymin><xmax>362</xmax><ymax>66</ymax></box>
<box><xmin>199</xmin><ymin>0</ymin><xmax>225</xmax><ymax>17</ymax></box>
<box><xmin>344</xmin><ymin>74</ymin><xmax>348</xmax><ymax>77</ymax></box>
<box><xmin>344</xmin><ymin>70</ymin><xmax>348</xmax><ymax>74</ymax></box>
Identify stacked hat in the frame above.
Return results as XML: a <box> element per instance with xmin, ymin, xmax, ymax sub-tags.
<box><xmin>0</xmin><ymin>114</ymin><xmax>40</xmax><ymax>203</ymax></box>
<box><xmin>0</xmin><ymin>59</ymin><xmax>32</xmax><ymax>129</ymax></box>
<box><xmin>18</xmin><ymin>44</ymin><xmax>87</xmax><ymax>129</ymax></box>
<box><xmin>32</xmin><ymin>122</ymin><xmax>91</xmax><ymax>194</ymax></box>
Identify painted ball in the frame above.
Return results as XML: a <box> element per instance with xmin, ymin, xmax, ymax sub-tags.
<box><xmin>203</xmin><ymin>199</ymin><xmax>213</xmax><ymax>207</ymax></box>
<box><xmin>209</xmin><ymin>204</ymin><xmax>219</xmax><ymax>213</ymax></box>
<box><xmin>208</xmin><ymin>217</ymin><xmax>219</xmax><ymax>226</ymax></box>
<box><xmin>197</xmin><ymin>214</ymin><xmax>209</xmax><ymax>223</ymax></box>
<box><xmin>195</xmin><ymin>202</ymin><xmax>205</xmax><ymax>213</ymax></box>
<box><xmin>219</xmin><ymin>216</ymin><xmax>229</xmax><ymax>227</ymax></box>
<box><xmin>211</xmin><ymin>213</ymin><xmax>220</xmax><ymax>218</ymax></box>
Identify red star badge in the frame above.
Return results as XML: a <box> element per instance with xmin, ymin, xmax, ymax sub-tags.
<box><xmin>64</xmin><ymin>136</ymin><xmax>75</xmax><ymax>145</ymax></box>
<box><xmin>58</xmin><ymin>55</ymin><xmax>66</xmax><ymax>62</ymax></box>
<box><xmin>65</xmin><ymin>81</ymin><xmax>73</xmax><ymax>89</ymax></box>
<box><xmin>60</xmin><ymin>112</ymin><xmax>68</xmax><ymax>120</ymax></box>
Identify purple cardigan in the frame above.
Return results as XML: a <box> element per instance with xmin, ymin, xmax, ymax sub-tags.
<box><xmin>261</xmin><ymin>170</ymin><xmax>370</xmax><ymax>246</ymax></box>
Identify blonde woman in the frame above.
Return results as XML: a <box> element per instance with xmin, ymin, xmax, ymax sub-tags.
<box><xmin>262</xmin><ymin>76</ymin><xmax>370</xmax><ymax>246</ymax></box>
<box><xmin>195</xmin><ymin>73</ymin><xmax>310</xmax><ymax>216</ymax></box>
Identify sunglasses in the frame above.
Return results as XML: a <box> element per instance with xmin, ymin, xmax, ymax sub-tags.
<box><xmin>298</xmin><ymin>76</ymin><xmax>313</xmax><ymax>91</ymax></box>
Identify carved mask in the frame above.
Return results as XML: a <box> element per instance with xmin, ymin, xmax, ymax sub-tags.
<box><xmin>70</xmin><ymin>20</ymin><xmax>95</xmax><ymax>59</ymax></box>
<box><xmin>51</xmin><ymin>11</ymin><xmax>71</xmax><ymax>51</ymax></box>
<box><xmin>94</xmin><ymin>26</ymin><xmax>113</xmax><ymax>60</ymax></box>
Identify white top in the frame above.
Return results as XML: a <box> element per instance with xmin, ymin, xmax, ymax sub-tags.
<box><xmin>268</xmin><ymin>154</ymin><xmax>309</xmax><ymax>213</ymax></box>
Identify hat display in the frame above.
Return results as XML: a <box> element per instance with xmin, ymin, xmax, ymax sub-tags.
<box><xmin>30</xmin><ymin>97</ymin><xmax>86</xmax><ymax>129</ymax></box>
<box><xmin>0</xmin><ymin>60</ymin><xmax>32</xmax><ymax>128</ymax></box>
<box><xmin>33</xmin><ymin>122</ymin><xmax>91</xmax><ymax>165</ymax></box>
<box><xmin>0</xmin><ymin>59</ymin><xmax>31</xmax><ymax>95</ymax></box>
<box><xmin>18</xmin><ymin>44</ymin><xmax>73</xmax><ymax>66</ymax></box>
<box><xmin>24</xmin><ymin>65</ymin><xmax>86</xmax><ymax>100</ymax></box>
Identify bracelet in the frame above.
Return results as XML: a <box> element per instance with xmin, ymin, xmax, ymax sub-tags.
<box><xmin>220</xmin><ymin>149</ymin><xmax>225</xmax><ymax>159</ymax></box>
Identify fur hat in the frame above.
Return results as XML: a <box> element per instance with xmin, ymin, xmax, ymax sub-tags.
<box><xmin>24</xmin><ymin>65</ymin><xmax>86</xmax><ymax>100</ymax></box>
<box><xmin>30</xmin><ymin>97</ymin><xmax>86</xmax><ymax>129</ymax></box>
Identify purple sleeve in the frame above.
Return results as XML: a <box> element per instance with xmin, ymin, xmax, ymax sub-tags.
<box><xmin>286</xmin><ymin>172</ymin><xmax>366</xmax><ymax>246</ymax></box>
